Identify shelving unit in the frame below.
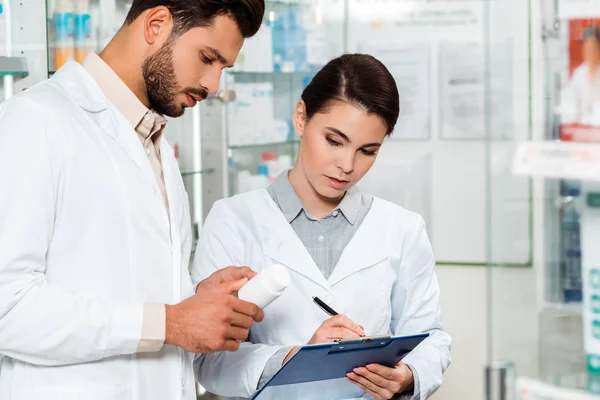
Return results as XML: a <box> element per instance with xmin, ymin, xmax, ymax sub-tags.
<box><xmin>220</xmin><ymin>0</ymin><xmax>329</xmax><ymax>196</ymax></box>
<box><xmin>486</xmin><ymin>1</ymin><xmax>600</xmax><ymax>398</ymax></box>
<box><xmin>0</xmin><ymin>56</ymin><xmax>28</xmax><ymax>77</ymax></box>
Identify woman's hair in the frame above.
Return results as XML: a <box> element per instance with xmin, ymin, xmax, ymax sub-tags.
<box><xmin>301</xmin><ymin>54</ymin><xmax>400</xmax><ymax>136</ymax></box>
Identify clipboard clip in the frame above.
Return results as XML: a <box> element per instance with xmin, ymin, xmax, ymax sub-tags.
<box><xmin>334</xmin><ymin>334</ymin><xmax>392</xmax><ymax>344</ymax></box>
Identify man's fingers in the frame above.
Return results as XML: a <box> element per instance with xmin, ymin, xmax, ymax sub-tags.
<box><xmin>226</xmin><ymin>278</ymin><xmax>248</xmax><ymax>294</ymax></box>
<box><xmin>221</xmin><ymin>266</ymin><xmax>258</xmax><ymax>282</ymax></box>
<box><xmin>222</xmin><ymin>339</ymin><xmax>241</xmax><ymax>352</ymax></box>
<box><xmin>226</xmin><ymin>326</ymin><xmax>250</xmax><ymax>341</ymax></box>
<box><xmin>230</xmin><ymin>310</ymin><xmax>254</xmax><ymax>330</ymax></box>
<box><xmin>230</xmin><ymin>297</ymin><xmax>264</xmax><ymax>322</ymax></box>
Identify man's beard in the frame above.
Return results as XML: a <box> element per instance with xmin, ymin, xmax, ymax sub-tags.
<box><xmin>142</xmin><ymin>37</ymin><xmax>208</xmax><ymax>118</ymax></box>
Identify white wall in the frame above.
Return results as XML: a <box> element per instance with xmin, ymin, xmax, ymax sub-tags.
<box><xmin>434</xmin><ymin>266</ymin><xmax>488</xmax><ymax>400</ymax></box>
<box><xmin>431</xmin><ymin>266</ymin><xmax>538</xmax><ymax>400</ymax></box>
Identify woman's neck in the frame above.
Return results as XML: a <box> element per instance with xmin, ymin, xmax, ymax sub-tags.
<box><xmin>288</xmin><ymin>166</ymin><xmax>344</xmax><ymax>220</ymax></box>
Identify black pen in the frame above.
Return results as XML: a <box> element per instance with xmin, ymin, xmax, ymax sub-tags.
<box><xmin>313</xmin><ymin>296</ymin><xmax>366</xmax><ymax>337</ymax></box>
<box><xmin>312</xmin><ymin>296</ymin><xmax>339</xmax><ymax>316</ymax></box>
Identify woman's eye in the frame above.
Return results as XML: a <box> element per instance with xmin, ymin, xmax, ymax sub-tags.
<box><xmin>326</xmin><ymin>137</ymin><xmax>342</xmax><ymax>147</ymax></box>
<box><xmin>360</xmin><ymin>148</ymin><xmax>377</xmax><ymax>156</ymax></box>
<box><xmin>201</xmin><ymin>54</ymin><xmax>213</xmax><ymax>64</ymax></box>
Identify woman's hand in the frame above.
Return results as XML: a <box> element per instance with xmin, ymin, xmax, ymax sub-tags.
<box><xmin>308</xmin><ymin>315</ymin><xmax>365</xmax><ymax>345</ymax></box>
<box><xmin>282</xmin><ymin>315</ymin><xmax>365</xmax><ymax>365</ymax></box>
<box><xmin>347</xmin><ymin>362</ymin><xmax>414</xmax><ymax>399</ymax></box>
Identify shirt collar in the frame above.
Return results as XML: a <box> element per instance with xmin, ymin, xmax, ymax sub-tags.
<box><xmin>271</xmin><ymin>171</ymin><xmax>305</xmax><ymax>223</ymax></box>
<box><xmin>270</xmin><ymin>170</ymin><xmax>362</xmax><ymax>225</ymax></box>
<box><xmin>81</xmin><ymin>53</ymin><xmax>159</xmax><ymax>133</ymax></box>
<box><xmin>336</xmin><ymin>185</ymin><xmax>362</xmax><ymax>225</ymax></box>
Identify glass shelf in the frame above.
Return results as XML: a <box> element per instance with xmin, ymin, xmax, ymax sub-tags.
<box><xmin>0</xmin><ymin>56</ymin><xmax>28</xmax><ymax>77</ymax></box>
<box><xmin>266</xmin><ymin>0</ymin><xmax>306</xmax><ymax>5</ymax></box>
<box><xmin>228</xmin><ymin>70</ymin><xmax>316</xmax><ymax>77</ymax></box>
<box><xmin>229</xmin><ymin>140</ymin><xmax>299</xmax><ymax>150</ymax></box>
<box><xmin>180</xmin><ymin>169</ymin><xmax>215</xmax><ymax>177</ymax></box>
<box><xmin>0</xmin><ymin>71</ymin><xmax>28</xmax><ymax>77</ymax></box>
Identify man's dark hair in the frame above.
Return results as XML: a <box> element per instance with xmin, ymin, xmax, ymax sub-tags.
<box><xmin>125</xmin><ymin>0</ymin><xmax>265</xmax><ymax>38</ymax></box>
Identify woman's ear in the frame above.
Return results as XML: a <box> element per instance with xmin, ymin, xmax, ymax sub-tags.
<box><xmin>293</xmin><ymin>100</ymin><xmax>307</xmax><ymax>138</ymax></box>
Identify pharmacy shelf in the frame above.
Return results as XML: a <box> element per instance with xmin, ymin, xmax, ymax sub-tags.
<box><xmin>517</xmin><ymin>376</ymin><xmax>598</xmax><ymax>400</ymax></box>
<box><xmin>542</xmin><ymin>302</ymin><xmax>583</xmax><ymax>315</ymax></box>
<box><xmin>513</xmin><ymin>141</ymin><xmax>600</xmax><ymax>181</ymax></box>
<box><xmin>229</xmin><ymin>140</ymin><xmax>299</xmax><ymax>150</ymax></box>
<box><xmin>0</xmin><ymin>56</ymin><xmax>28</xmax><ymax>77</ymax></box>
<box><xmin>228</xmin><ymin>70</ymin><xmax>315</xmax><ymax>77</ymax></box>
<box><xmin>181</xmin><ymin>169</ymin><xmax>215</xmax><ymax>177</ymax></box>
<box><xmin>266</xmin><ymin>0</ymin><xmax>308</xmax><ymax>6</ymax></box>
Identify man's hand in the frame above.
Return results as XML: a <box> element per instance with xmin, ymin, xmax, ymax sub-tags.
<box><xmin>196</xmin><ymin>266</ymin><xmax>258</xmax><ymax>295</ymax></box>
<box><xmin>165</xmin><ymin>278</ymin><xmax>264</xmax><ymax>353</ymax></box>
<box><xmin>347</xmin><ymin>362</ymin><xmax>414</xmax><ymax>399</ymax></box>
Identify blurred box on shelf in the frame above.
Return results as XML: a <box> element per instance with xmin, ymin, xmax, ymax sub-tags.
<box><xmin>234</xmin><ymin>23</ymin><xmax>273</xmax><ymax>72</ymax></box>
<box><xmin>228</xmin><ymin>81</ymin><xmax>291</xmax><ymax>147</ymax></box>
<box><xmin>561</xmin><ymin>124</ymin><xmax>600</xmax><ymax>142</ymax></box>
<box><xmin>517</xmin><ymin>376</ymin><xmax>596</xmax><ymax>400</ymax></box>
<box><xmin>513</xmin><ymin>141</ymin><xmax>600</xmax><ymax>181</ymax></box>
<box><xmin>231</xmin><ymin>1</ymin><xmax>326</xmax><ymax>73</ymax></box>
<box><xmin>230</xmin><ymin>151</ymin><xmax>294</xmax><ymax>196</ymax></box>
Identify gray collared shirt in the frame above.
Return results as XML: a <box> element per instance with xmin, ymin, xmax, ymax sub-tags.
<box><xmin>255</xmin><ymin>171</ymin><xmax>420</xmax><ymax>400</ymax></box>
<box><xmin>267</xmin><ymin>170</ymin><xmax>373</xmax><ymax>279</ymax></box>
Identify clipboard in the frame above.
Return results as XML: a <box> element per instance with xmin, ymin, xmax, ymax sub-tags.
<box><xmin>252</xmin><ymin>333</ymin><xmax>429</xmax><ymax>400</ymax></box>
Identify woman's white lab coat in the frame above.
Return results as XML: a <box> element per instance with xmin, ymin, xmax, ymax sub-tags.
<box><xmin>191</xmin><ymin>190</ymin><xmax>452</xmax><ymax>399</ymax></box>
<box><xmin>563</xmin><ymin>63</ymin><xmax>600</xmax><ymax>123</ymax></box>
<box><xmin>0</xmin><ymin>62</ymin><xmax>196</xmax><ymax>400</ymax></box>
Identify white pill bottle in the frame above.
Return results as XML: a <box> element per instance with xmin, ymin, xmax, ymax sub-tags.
<box><xmin>238</xmin><ymin>264</ymin><xmax>291</xmax><ymax>309</ymax></box>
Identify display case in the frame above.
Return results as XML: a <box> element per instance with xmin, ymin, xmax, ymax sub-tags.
<box><xmin>486</xmin><ymin>0</ymin><xmax>600</xmax><ymax>398</ymax></box>
<box><xmin>39</xmin><ymin>0</ymin><xmax>347</xmax><ymax>243</ymax></box>
<box><xmin>219</xmin><ymin>0</ymin><xmax>345</xmax><ymax>196</ymax></box>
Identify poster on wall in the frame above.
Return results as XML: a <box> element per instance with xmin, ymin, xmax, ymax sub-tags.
<box><xmin>359</xmin><ymin>151</ymin><xmax>433</xmax><ymax>244</ymax></box>
<box><xmin>558</xmin><ymin>19</ymin><xmax>600</xmax><ymax>142</ymax></box>
<box><xmin>344</xmin><ymin>0</ymin><xmax>529</xmax><ymax>264</ymax></box>
<box><xmin>438</xmin><ymin>42</ymin><xmax>486</xmax><ymax>140</ymax></box>
<box><xmin>362</xmin><ymin>42</ymin><xmax>431</xmax><ymax>140</ymax></box>
<box><xmin>439</xmin><ymin>40</ymin><xmax>514</xmax><ymax>140</ymax></box>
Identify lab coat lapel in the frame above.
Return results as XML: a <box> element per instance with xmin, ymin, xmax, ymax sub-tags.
<box><xmin>160</xmin><ymin>138</ymin><xmax>185</xmax><ymax>231</ymax></box>
<box><xmin>260</xmin><ymin>195</ymin><xmax>331</xmax><ymax>292</ymax></box>
<box><xmin>56</xmin><ymin>61</ymin><xmax>162</xmax><ymax>196</ymax></box>
<box><xmin>327</xmin><ymin>198</ymin><xmax>389</xmax><ymax>286</ymax></box>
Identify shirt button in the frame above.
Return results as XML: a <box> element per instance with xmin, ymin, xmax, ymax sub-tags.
<box><xmin>332</xmin><ymin>210</ymin><xmax>339</xmax><ymax>217</ymax></box>
<box><xmin>146</xmin><ymin>148</ymin><xmax>151</xmax><ymax>156</ymax></box>
<box><xmin>144</xmin><ymin>114</ymin><xmax>151</xmax><ymax>121</ymax></box>
<box><xmin>317</xmin><ymin>235</ymin><xmax>324</xmax><ymax>242</ymax></box>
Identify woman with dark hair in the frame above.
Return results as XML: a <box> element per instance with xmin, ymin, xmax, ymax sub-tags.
<box><xmin>191</xmin><ymin>54</ymin><xmax>451</xmax><ymax>400</ymax></box>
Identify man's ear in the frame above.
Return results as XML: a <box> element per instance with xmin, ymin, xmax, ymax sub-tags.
<box><xmin>143</xmin><ymin>6</ymin><xmax>172</xmax><ymax>45</ymax></box>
